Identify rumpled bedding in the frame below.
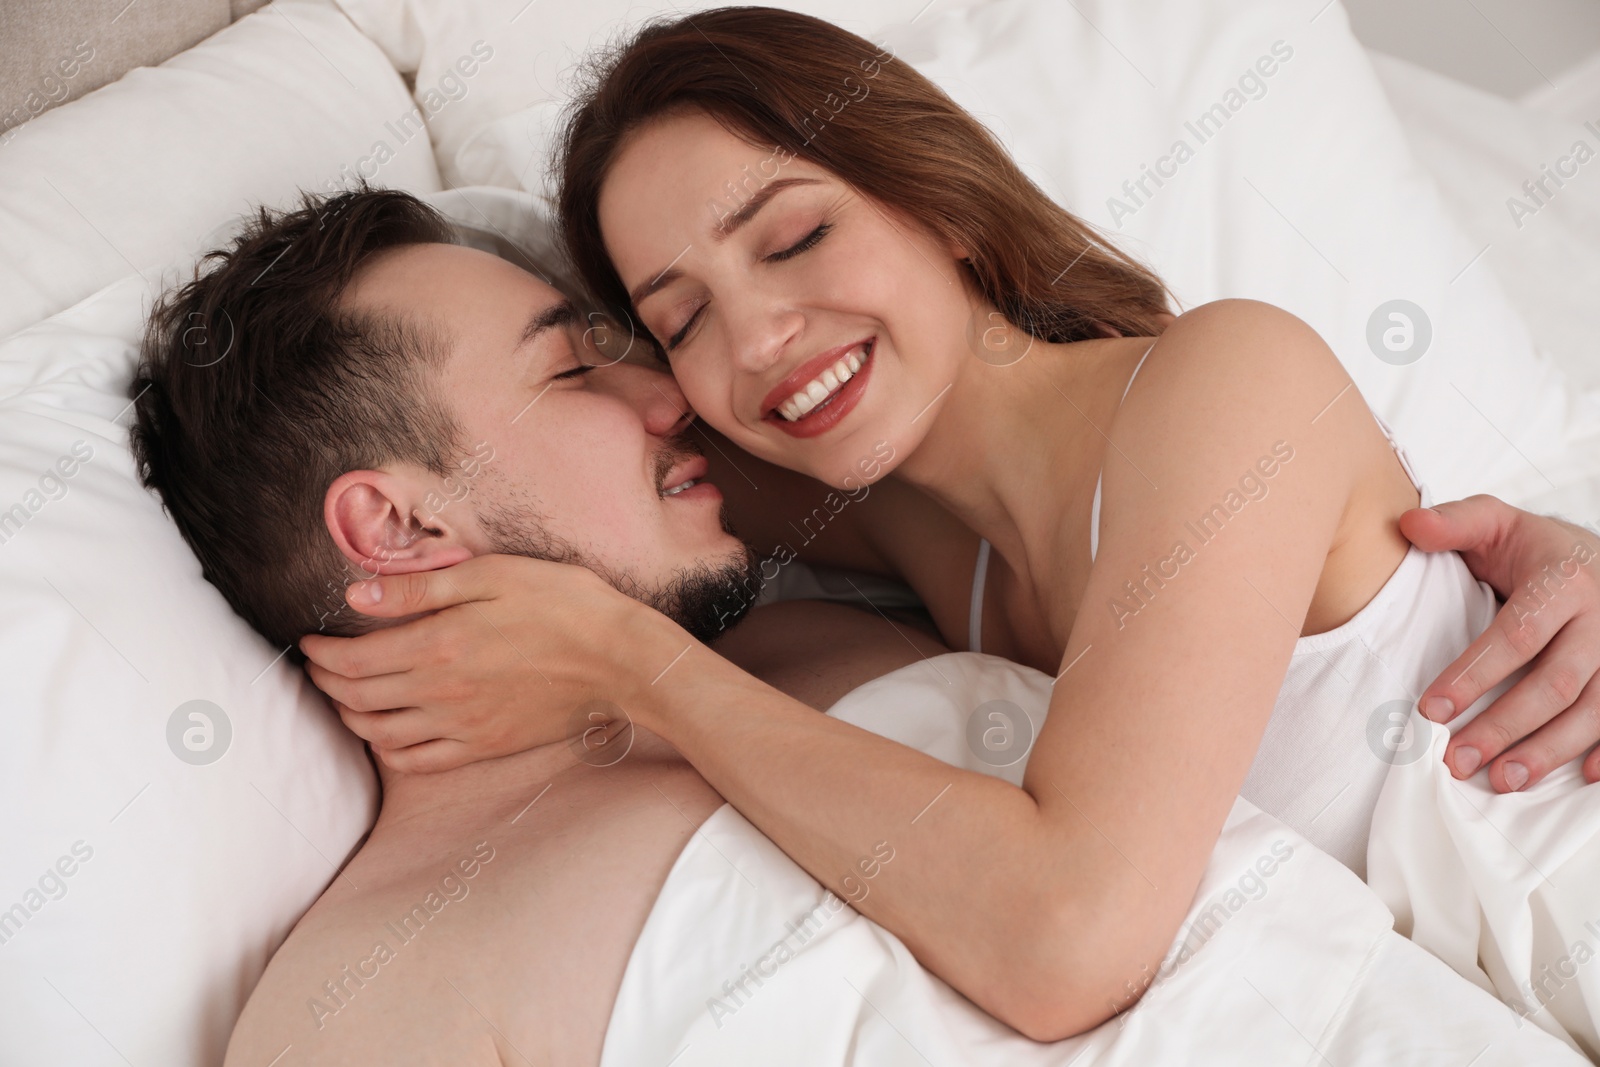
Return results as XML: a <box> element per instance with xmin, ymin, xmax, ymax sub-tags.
<box><xmin>600</xmin><ymin>652</ymin><xmax>1583</xmax><ymax>1065</ymax></box>
<box><xmin>1370</xmin><ymin>708</ymin><xmax>1600</xmax><ymax>1059</ymax></box>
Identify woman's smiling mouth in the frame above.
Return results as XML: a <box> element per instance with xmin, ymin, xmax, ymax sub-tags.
<box><xmin>761</xmin><ymin>338</ymin><xmax>875</xmax><ymax>438</ymax></box>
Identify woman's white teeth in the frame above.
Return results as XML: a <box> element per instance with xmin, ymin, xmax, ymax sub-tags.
<box><xmin>662</xmin><ymin>479</ymin><xmax>698</xmax><ymax>497</ymax></box>
<box><xmin>777</xmin><ymin>346</ymin><xmax>869</xmax><ymax>422</ymax></box>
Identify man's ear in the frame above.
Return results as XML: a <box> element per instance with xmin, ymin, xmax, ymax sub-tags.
<box><xmin>324</xmin><ymin>469</ymin><xmax>473</xmax><ymax>576</ymax></box>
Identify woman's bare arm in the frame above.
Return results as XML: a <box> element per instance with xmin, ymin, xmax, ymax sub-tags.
<box><xmin>303</xmin><ymin>300</ymin><xmax>1394</xmax><ymax>1039</ymax></box>
<box><xmin>598</xmin><ymin>300</ymin><xmax>1362</xmax><ymax>1038</ymax></box>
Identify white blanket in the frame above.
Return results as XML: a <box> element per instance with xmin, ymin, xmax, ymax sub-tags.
<box><xmin>600</xmin><ymin>653</ymin><xmax>1581</xmax><ymax>1065</ymax></box>
<box><xmin>1370</xmin><ymin>711</ymin><xmax>1600</xmax><ymax>1060</ymax></box>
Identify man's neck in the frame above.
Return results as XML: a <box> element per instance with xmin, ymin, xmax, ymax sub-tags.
<box><xmin>372</xmin><ymin>733</ymin><xmax>592</xmax><ymax>836</ymax></box>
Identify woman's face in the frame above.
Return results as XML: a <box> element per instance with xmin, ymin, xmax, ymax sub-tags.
<box><xmin>598</xmin><ymin>110</ymin><xmax>976</xmax><ymax>489</ymax></box>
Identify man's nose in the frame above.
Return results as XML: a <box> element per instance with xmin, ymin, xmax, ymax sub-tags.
<box><xmin>608</xmin><ymin>363</ymin><xmax>694</xmax><ymax>438</ymax></box>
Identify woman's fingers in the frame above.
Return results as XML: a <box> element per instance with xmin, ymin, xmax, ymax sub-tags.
<box><xmin>304</xmin><ymin>553</ymin><xmax>660</xmax><ymax>773</ymax></box>
<box><xmin>343</xmin><ymin>553</ymin><xmax>528</xmax><ymax>619</ymax></box>
<box><xmin>1461</xmin><ymin>673</ymin><xmax>1600</xmax><ymax>792</ymax></box>
<box><xmin>1444</xmin><ymin>626</ymin><xmax>1600</xmax><ymax>788</ymax></box>
<box><xmin>373</xmin><ymin>738</ymin><xmax>477</xmax><ymax>775</ymax></box>
<box><xmin>300</xmin><ymin>616</ymin><xmax>443</xmax><ymax>679</ymax></box>
<box><xmin>334</xmin><ymin>701</ymin><xmax>440</xmax><ymax>751</ymax></box>
<box><xmin>309</xmin><ymin>660</ymin><xmax>437</xmax><ymax>715</ymax></box>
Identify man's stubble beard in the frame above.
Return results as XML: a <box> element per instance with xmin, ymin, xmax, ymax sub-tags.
<box><xmin>475</xmin><ymin>449</ymin><xmax>765</xmax><ymax>643</ymax></box>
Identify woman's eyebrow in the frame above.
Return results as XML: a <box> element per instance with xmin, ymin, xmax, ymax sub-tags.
<box><xmin>628</xmin><ymin>177</ymin><xmax>821</xmax><ymax>307</ymax></box>
<box><xmin>712</xmin><ymin>177</ymin><xmax>820</xmax><ymax>241</ymax></box>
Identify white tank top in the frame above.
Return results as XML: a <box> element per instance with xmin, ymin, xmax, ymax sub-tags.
<box><xmin>969</xmin><ymin>355</ymin><xmax>1502</xmax><ymax>877</ymax></box>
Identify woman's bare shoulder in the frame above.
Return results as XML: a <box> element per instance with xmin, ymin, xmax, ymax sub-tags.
<box><xmin>1157</xmin><ymin>299</ymin><xmax>1342</xmax><ymax>383</ymax></box>
<box><xmin>1118</xmin><ymin>298</ymin><xmax>1365</xmax><ymax>458</ymax></box>
<box><xmin>1085</xmin><ymin>295</ymin><xmax>1382</xmax><ymax>633</ymax></box>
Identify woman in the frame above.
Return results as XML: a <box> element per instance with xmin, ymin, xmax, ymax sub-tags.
<box><xmin>305</xmin><ymin>8</ymin><xmax>1600</xmax><ymax>1040</ymax></box>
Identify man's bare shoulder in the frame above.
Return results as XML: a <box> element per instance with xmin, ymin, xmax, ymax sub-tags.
<box><xmin>226</xmin><ymin>749</ymin><xmax>723</xmax><ymax>1067</ymax></box>
<box><xmin>712</xmin><ymin>599</ymin><xmax>949</xmax><ymax>711</ymax></box>
<box><xmin>224</xmin><ymin>842</ymin><xmax>512</xmax><ymax>1066</ymax></box>
<box><xmin>230</xmin><ymin>602</ymin><xmax>951</xmax><ymax>1065</ymax></box>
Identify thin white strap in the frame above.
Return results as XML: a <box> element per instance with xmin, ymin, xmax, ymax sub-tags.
<box><xmin>968</xmin><ymin>538</ymin><xmax>991</xmax><ymax>653</ymax></box>
<box><xmin>1089</xmin><ymin>477</ymin><xmax>1104</xmax><ymax>564</ymax></box>
<box><xmin>1089</xmin><ymin>342</ymin><xmax>1158</xmax><ymax>564</ymax></box>
<box><xmin>1370</xmin><ymin>412</ymin><xmax>1424</xmax><ymax>495</ymax></box>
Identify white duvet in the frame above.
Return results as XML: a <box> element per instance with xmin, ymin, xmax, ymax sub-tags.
<box><xmin>1371</xmin><ymin>711</ymin><xmax>1600</xmax><ymax>1059</ymax></box>
<box><xmin>600</xmin><ymin>653</ymin><xmax>1586</xmax><ymax>1065</ymax></box>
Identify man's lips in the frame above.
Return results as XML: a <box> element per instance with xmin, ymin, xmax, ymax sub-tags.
<box><xmin>759</xmin><ymin>337</ymin><xmax>875</xmax><ymax>419</ymax></box>
<box><xmin>660</xmin><ymin>454</ymin><xmax>709</xmax><ymax>497</ymax></box>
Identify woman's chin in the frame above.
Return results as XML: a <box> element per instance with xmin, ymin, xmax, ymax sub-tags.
<box><xmin>740</xmin><ymin>399</ymin><xmax>907</xmax><ymax>491</ymax></box>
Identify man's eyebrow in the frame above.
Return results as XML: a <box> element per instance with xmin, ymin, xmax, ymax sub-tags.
<box><xmin>518</xmin><ymin>299</ymin><xmax>577</xmax><ymax>349</ymax></box>
<box><xmin>628</xmin><ymin>177</ymin><xmax>821</xmax><ymax>307</ymax></box>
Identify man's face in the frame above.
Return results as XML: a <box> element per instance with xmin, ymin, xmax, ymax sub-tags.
<box><xmin>340</xmin><ymin>242</ymin><xmax>758</xmax><ymax>636</ymax></box>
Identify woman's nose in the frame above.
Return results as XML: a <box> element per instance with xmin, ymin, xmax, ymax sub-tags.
<box><xmin>724</xmin><ymin>298</ymin><xmax>803</xmax><ymax>377</ymax></box>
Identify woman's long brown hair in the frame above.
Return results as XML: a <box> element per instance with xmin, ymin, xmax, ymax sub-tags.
<box><xmin>557</xmin><ymin>6</ymin><xmax>1173</xmax><ymax>350</ymax></box>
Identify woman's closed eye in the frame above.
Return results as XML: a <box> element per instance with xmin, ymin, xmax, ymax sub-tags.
<box><xmin>766</xmin><ymin>222</ymin><xmax>831</xmax><ymax>263</ymax></box>
<box><xmin>553</xmin><ymin>362</ymin><xmax>595</xmax><ymax>380</ymax></box>
<box><xmin>666</xmin><ymin>305</ymin><xmax>704</xmax><ymax>352</ymax></box>
<box><xmin>662</xmin><ymin>223</ymin><xmax>834</xmax><ymax>351</ymax></box>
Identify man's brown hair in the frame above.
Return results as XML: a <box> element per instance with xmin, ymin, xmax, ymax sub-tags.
<box><xmin>129</xmin><ymin>188</ymin><xmax>464</xmax><ymax>651</ymax></box>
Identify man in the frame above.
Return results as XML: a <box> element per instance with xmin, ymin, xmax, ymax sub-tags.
<box><xmin>130</xmin><ymin>189</ymin><xmax>1600</xmax><ymax>1062</ymax></box>
<box><xmin>131</xmin><ymin>189</ymin><xmax>953</xmax><ymax>1063</ymax></box>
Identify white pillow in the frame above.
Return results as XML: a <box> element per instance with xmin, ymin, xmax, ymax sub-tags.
<box><xmin>1370</xmin><ymin>51</ymin><xmax>1600</xmax><ymax>395</ymax></box>
<box><xmin>0</xmin><ymin>2</ymin><xmax>444</xmax><ymax>1063</ymax></box>
<box><xmin>0</xmin><ymin>0</ymin><xmax>441</xmax><ymax>340</ymax></box>
<box><xmin>0</xmin><ymin>276</ymin><xmax>378</xmax><ymax>1066</ymax></box>
<box><xmin>1363</xmin><ymin>51</ymin><xmax>1600</xmax><ymax>520</ymax></box>
<box><xmin>340</xmin><ymin>0</ymin><xmax>1595</xmax><ymax>512</ymax></box>
<box><xmin>884</xmin><ymin>0</ymin><xmax>1593</xmax><ymax>509</ymax></box>
<box><xmin>331</xmin><ymin>0</ymin><xmax>986</xmax><ymax>188</ymax></box>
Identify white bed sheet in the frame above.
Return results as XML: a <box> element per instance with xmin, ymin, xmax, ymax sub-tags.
<box><xmin>3</xmin><ymin>2</ymin><xmax>1595</xmax><ymax>1062</ymax></box>
<box><xmin>1371</xmin><ymin>707</ymin><xmax>1600</xmax><ymax>1059</ymax></box>
<box><xmin>603</xmin><ymin>653</ymin><xmax>1584</xmax><ymax>1066</ymax></box>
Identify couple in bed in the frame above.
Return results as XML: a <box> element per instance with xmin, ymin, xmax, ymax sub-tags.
<box><xmin>128</xmin><ymin>8</ymin><xmax>1600</xmax><ymax>1062</ymax></box>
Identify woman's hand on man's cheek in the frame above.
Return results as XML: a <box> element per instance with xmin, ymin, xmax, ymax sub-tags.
<box><xmin>297</xmin><ymin>554</ymin><xmax>686</xmax><ymax>774</ymax></box>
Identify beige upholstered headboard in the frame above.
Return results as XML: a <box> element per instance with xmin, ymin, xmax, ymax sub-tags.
<box><xmin>0</xmin><ymin>0</ymin><xmax>269</xmax><ymax>135</ymax></box>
